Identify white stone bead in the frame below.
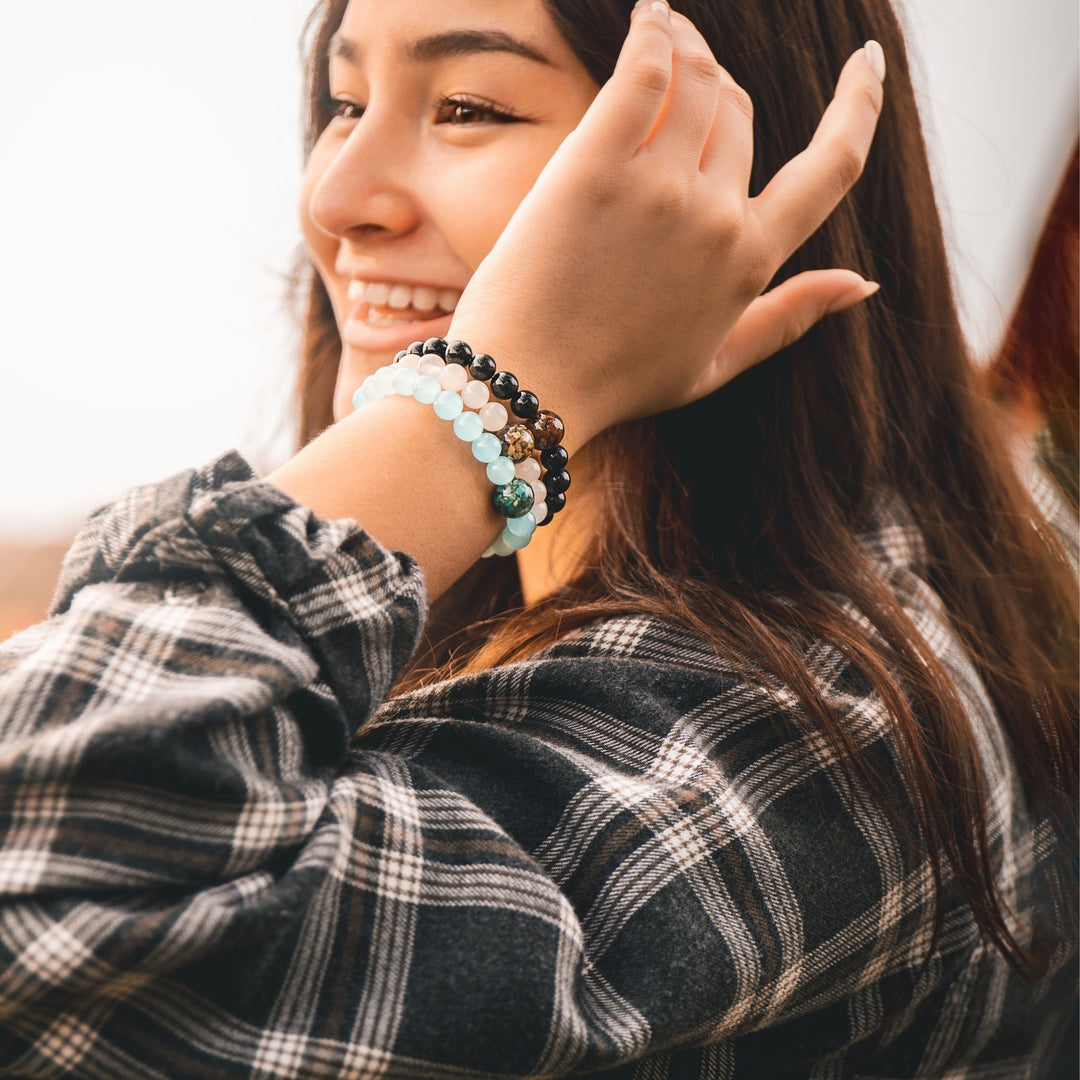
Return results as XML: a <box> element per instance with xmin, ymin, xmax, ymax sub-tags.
<box><xmin>479</xmin><ymin>402</ymin><xmax>508</xmax><ymax>432</ymax></box>
<box><xmin>515</xmin><ymin>457</ymin><xmax>541</xmax><ymax>482</ymax></box>
<box><xmin>439</xmin><ymin>364</ymin><xmax>468</xmax><ymax>391</ymax></box>
<box><xmin>530</xmin><ymin>480</ymin><xmax>547</xmax><ymax>504</ymax></box>
<box><xmin>492</xmin><ymin>535</ymin><xmax>515</xmax><ymax>557</ymax></box>
<box><xmin>460</xmin><ymin>380</ymin><xmax>489</xmax><ymax>410</ymax></box>
<box><xmin>373</xmin><ymin>366</ymin><xmax>397</xmax><ymax>396</ymax></box>
<box><xmin>400</xmin><ymin>353</ymin><xmax>420</xmax><ymax>370</ymax></box>
<box><xmin>417</xmin><ymin>354</ymin><xmax>445</xmax><ymax>376</ymax></box>
<box><xmin>532</xmin><ymin>501</ymin><xmax>548</xmax><ymax>525</ymax></box>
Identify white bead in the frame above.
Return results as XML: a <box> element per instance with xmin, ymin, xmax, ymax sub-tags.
<box><xmin>439</xmin><ymin>364</ymin><xmax>468</xmax><ymax>391</ymax></box>
<box><xmin>515</xmin><ymin>457</ymin><xmax>541</xmax><ymax>482</ymax></box>
<box><xmin>460</xmin><ymin>380</ymin><xmax>489</xmax><ymax>410</ymax></box>
<box><xmin>533</xmin><ymin>501</ymin><xmax>548</xmax><ymax>524</ymax></box>
<box><xmin>530</xmin><ymin>480</ymin><xmax>547</xmax><ymax>504</ymax></box>
<box><xmin>400</xmin><ymin>353</ymin><xmax>420</xmax><ymax>370</ymax></box>
<box><xmin>479</xmin><ymin>402</ymin><xmax>508</xmax><ymax>431</ymax></box>
<box><xmin>492</xmin><ymin>535</ymin><xmax>515</xmax><ymax>557</ymax></box>
<box><xmin>417</xmin><ymin>354</ymin><xmax>445</xmax><ymax>376</ymax></box>
<box><xmin>373</xmin><ymin>366</ymin><xmax>397</xmax><ymax>396</ymax></box>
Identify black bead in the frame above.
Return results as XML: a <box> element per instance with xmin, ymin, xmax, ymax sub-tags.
<box><xmin>536</xmin><ymin>513</ymin><xmax>555</xmax><ymax>527</ymax></box>
<box><xmin>510</xmin><ymin>391</ymin><xmax>539</xmax><ymax>419</ymax></box>
<box><xmin>490</xmin><ymin>371</ymin><xmax>519</xmax><ymax>399</ymax></box>
<box><xmin>545</xmin><ymin>490</ymin><xmax>567</xmax><ymax>514</ymax></box>
<box><xmin>543</xmin><ymin>469</ymin><xmax>571</xmax><ymax>494</ymax></box>
<box><xmin>422</xmin><ymin>336</ymin><xmax>448</xmax><ymax>358</ymax></box>
<box><xmin>540</xmin><ymin>445</ymin><xmax>568</xmax><ymax>471</ymax></box>
<box><xmin>393</xmin><ymin>349</ymin><xmax>408</xmax><ymax>364</ymax></box>
<box><xmin>468</xmin><ymin>353</ymin><xmax>497</xmax><ymax>381</ymax></box>
<box><xmin>445</xmin><ymin>340</ymin><xmax>473</xmax><ymax>365</ymax></box>
<box><xmin>405</xmin><ymin>340</ymin><xmax>425</xmax><ymax>356</ymax></box>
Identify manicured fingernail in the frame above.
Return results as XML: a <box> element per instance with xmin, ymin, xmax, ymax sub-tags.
<box><xmin>864</xmin><ymin>40</ymin><xmax>886</xmax><ymax>82</ymax></box>
<box><xmin>633</xmin><ymin>0</ymin><xmax>669</xmax><ymax>18</ymax></box>
<box><xmin>826</xmin><ymin>279</ymin><xmax>880</xmax><ymax>315</ymax></box>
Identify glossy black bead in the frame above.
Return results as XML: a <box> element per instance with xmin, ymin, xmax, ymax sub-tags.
<box><xmin>445</xmin><ymin>340</ymin><xmax>473</xmax><ymax>365</ymax></box>
<box><xmin>490</xmin><ymin>371</ymin><xmax>519</xmax><ymax>399</ymax></box>
<box><xmin>540</xmin><ymin>445</ymin><xmax>568</xmax><ymax>471</ymax></box>
<box><xmin>393</xmin><ymin>349</ymin><xmax>408</xmax><ymax>364</ymax></box>
<box><xmin>545</xmin><ymin>490</ymin><xmax>567</xmax><ymax>514</ymax></box>
<box><xmin>468</xmin><ymin>353</ymin><xmax>497</xmax><ymax>381</ymax></box>
<box><xmin>536</xmin><ymin>512</ymin><xmax>555</xmax><ymax>527</ymax></box>
<box><xmin>405</xmin><ymin>340</ymin><xmax>425</xmax><ymax>356</ymax></box>
<box><xmin>543</xmin><ymin>469</ymin><xmax>571</xmax><ymax>494</ymax></box>
<box><xmin>510</xmin><ymin>390</ymin><xmax>539</xmax><ymax>419</ymax></box>
<box><xmin>422</xmin><ymin>336</ymin><xmax>449</xmax><ymax>358</ymax></box>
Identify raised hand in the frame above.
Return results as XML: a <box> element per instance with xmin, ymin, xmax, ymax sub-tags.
<box><xmin>448</xmin><ymin>1</ymin><xmax>885</xmax><ymax>452</ymax></box>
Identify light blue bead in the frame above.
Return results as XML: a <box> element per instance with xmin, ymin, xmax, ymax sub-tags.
<box><xmin>471</xmin><ymin>433</ymin><xmax>501</xmax><ymax>463</ymax></box>
<box><xmin>433</xmin><ymin>390</ymin><xmax>463</xmax><ymax>420</ymax></box>
<box><xmin>500</xmin><ymin>526</ymin><xmax>532</xmax><ymax>551</ymax></box>
<box><xmin>412</xmin><ymin>375</ymin><xmax>440</xmax><ymax>404</ymax></box>
<box><xmin>505</xmin><ymin>512</ymin><xmax>536</xmax><ymax>538</ymax></box>
<box><xmin>373</xmin><ymin>365</ymin><xmax>397</xmax><ymax>396</ymax></box>
<box><xmin>453</xmin><ymin>411</ymin><xmax>484</xmax><ymax>442</ymax></box>
<box><xmin>485</xmin><ymin>456</ymin><xmax>516</xmax><ymax>486</ymax></box>
<box><xmin>392</xmin><ymin>366</ymin><xmax>418</xmax><ymax>395</ymax></box>
<box><xmin>351</xmin><ymin>387</ymin><xmax>369</xmax><ymax>410</ymax></box>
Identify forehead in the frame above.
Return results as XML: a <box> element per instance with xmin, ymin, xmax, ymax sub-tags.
<box><xmin>332</xmin><ymin>0</ymin><xmax>578</xmax><ymax>71</ymax></box>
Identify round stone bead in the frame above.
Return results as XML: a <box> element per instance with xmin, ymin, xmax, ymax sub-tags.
<box><xmin>392</xmin><ymin>366</ymin><xmax>418</xmax><ymax>395</ymax></box>
<box><xmin>422</xmin><ymin>336</ymin><xmax>448</xmax><ymax>357</ymax></box>
<box><xmin>433</xmin><ymin>390</ymin><xmax>463</xmax><ymax>420</ymax></box>
<box><xmin>351</xmin><ymin>387</ymin><xmax>370</xmax><ymax>410</ymax></box>
<box><xmin>529</xmin><ymin>411</ymin><xmax>565</xmax><ymax>450</ymax></box>
<box><xmin>373</xmin><ymin>365</ymin><xmax>397</xmax><ymax>396</ymax></box>
<box><xmin>439</xmin><ymin>363</ymin><xmax>468</xmax><ymax>391</ymax></box>
<box><xmin>479</xmin><ymin>401</ymin><xmax>509</xmax><ymax>432</ymax></box>
<box><xmin>505</xmin><ymin>511</ymin><xmax>536</xmax><ymax>538</ymax></box>
<box><xmin>468</xmin><ymin>353</ymin><xmax>497</xmax><ymax>381</ymax></box>
<box><xmin>529</xmin><ymin>479</ymin><xmax>547</xmax><ymax>505</ymax></box>
<box><xmin>490</xmin><ymin>371</ymin><xmax>519</xmax><ymax>399</ymax></box>
<box><xmin>510</xmin><ymin>390</ymin><xmax>539</xmax><ymax>420</ymax></box>
<box><xmin>485</xmin><ymin>456</ymin><xmax>516</xmax><ymax>486</ymax></box>
<box><xmin>515</xmin><ymin>456</ymin><xmax>542</xmax><ymax>482</ymax></box>
<box><xmin>417</xmin><ymin>354</ymin><xmax>445</xmax><ymax>377</ymax></box>
<box><xmin>540</xmin><ymin>445</ymin><xmax>569</xmax><ymax>471</ymax></box>
<box><xmin>543</xmin><ymin>468</ymin><xmax>571</xmax><ymax>494</ymax></box>
<box><xmin>545</xmin><ymin>490</ymin><xmax>567</xmax><ymax>514</ymax></box>
<box><xmin>532</xmin><ymin>501</ymin><xmax>548</xmax><ymax>525</ymax></box>
<box><xmin>491</xmin><ymin>534</ymin><xmax>516</xmax><ymax>557</ymax></box>
<box><xmin>412</xmin><ymin>374</ymin><xmax>440</xmax><ymax>404</ymax></box>
<box><xmin>499</xmin><ymin>425</ymin><xmax>535</xmax><ymax>462</ymax></box>
<box><xmin>499</xmin><ymin>527</ymin><xmax>532</xmax><ymax>551</ymax></box>
<box><xmin>460</xmin><ymin>380</ymin><xmax>489</xmax><ymax>410</ymax></box>
<box><xmin>492</xmin><ymin>478</ymin><xmax>535</xmax><ymax>518</ymax></box>
<box><xmin>393</xmin><ymin>349</ymin><xmax>408</xmax><ymax>363</ymax></box>
<box><xmin>400</xmin><ymin>352</ymin><xmax>421</xmax><ymax>370</ymax></box>
<box><xmin>471</xmin><ymin>432</ymin><xmax>501</xmax><ymax>463</ymax></box>
<box><xmin>445</xmin><ymin>340</ymin><xmax>473</xmax><ymax>365</ymax></box>
<box><xmin>405</xmin><ymin>340</ymin><xmax>424</xmax><ymax>356</ymax></box>
<box><xmin>453</xmin><ymin>411</ymin><xmax>484</xmax><ymax>442</ymax></box>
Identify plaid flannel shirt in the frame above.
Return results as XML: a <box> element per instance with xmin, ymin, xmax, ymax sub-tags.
<box><xmin>0</xmin><ymin>451</ymin><xmax>1074</xmax><ymax>1079</ymax></box>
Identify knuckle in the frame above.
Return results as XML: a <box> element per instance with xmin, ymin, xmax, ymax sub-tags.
<box><xmin>833</xmin><ymin>140</ymin><xmax>865</xmax><ymax>192</ymax></box>
<box><xmin>632</xmin><ymin>60</ymin><xmax>672</xmax><ymax>96</ymax></box>
<box><xmin>683</xmin><ymin>52</ymin><xmax>721</xmax><ymax>87</ymax></box>
<box><xmin>719</xmin><ymin>82</ymin><xmax>754</xmax><ymax>124</ymax></box>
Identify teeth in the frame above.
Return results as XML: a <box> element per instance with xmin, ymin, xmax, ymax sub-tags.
<box><xmin>347</xmin><ymin>279</ymin><xmax>462</xmax><ymax>314</ymax></box>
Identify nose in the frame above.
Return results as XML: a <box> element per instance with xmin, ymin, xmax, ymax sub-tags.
<box><xmin>306</xmin><ymin>110</ymin><xmax>422</xmax><ymax>244</ymax></box>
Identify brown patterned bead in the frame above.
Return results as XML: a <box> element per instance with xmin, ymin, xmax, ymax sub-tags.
<box><xmin>499</xmin><ymin>424</ymin><xmax>535</xmax><ymax>462</ymax></box>
<box><xmin>528</xmin><ymin>410</ymin><xmax>565</xmax><ymax>450</ymax></box>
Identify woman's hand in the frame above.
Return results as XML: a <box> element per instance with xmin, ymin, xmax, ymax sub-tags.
<box><xmin>449</xmin><ymin>1</ymin><xmax>885</xmax><ymax>451</ymax></box>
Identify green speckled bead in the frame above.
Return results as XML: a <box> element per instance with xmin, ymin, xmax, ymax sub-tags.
<box><xmin>499</xmin><ymin>424</ymin><xmax>535</xmax><ymax>463</ymax></box>
<box><xmin>492</xmin><ymin>478</ymin><xmax>535</xmax><ymax>519</ymax></box>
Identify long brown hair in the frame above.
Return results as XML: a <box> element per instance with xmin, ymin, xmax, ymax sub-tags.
<box><xmin>293</xmin><ymin>0</ymin><xmax>1078</xmax><ymax>973</ymax></box>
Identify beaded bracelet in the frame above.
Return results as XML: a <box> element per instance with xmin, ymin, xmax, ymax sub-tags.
<box><xmin>351</xmin><ymin>337</ymin><xmax>570</xmax><ymax>557</ymax></box>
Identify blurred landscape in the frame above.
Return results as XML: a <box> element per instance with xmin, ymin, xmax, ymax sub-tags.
<box><xmin>0</xmin><ymin>540</ymin><xmax>71</xmax><ymax>641</ymax></box>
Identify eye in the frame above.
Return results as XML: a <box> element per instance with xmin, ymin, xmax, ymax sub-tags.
<box><xmin>434</xmin><ymin>95</ymin><xmax>519</xmax><ymax>125</ymax></box>
<box><xmin>326</xmin><ymin>97</ymin><xmax>364</xmax><ymax>121</ymax></box>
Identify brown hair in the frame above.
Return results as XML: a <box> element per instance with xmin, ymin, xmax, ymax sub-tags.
<box><xmin>294</xmin><ymin>0</ymin><xmax>1078</xmax><ymax>972</ymax></box>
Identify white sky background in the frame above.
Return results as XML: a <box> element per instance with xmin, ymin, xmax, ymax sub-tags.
<box><xmin>0</xmin><ymin>0</ymin><xmax>1076</xmax><ymax>541</ymax></box>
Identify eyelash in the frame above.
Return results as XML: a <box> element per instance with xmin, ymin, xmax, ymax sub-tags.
<box><xmin>324</xmin><ymin>94</ymin><xmax>519</xmax><ymax>126</ymax></box>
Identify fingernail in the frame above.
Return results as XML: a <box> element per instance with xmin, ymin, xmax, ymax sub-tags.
<box><xmin>633</xmin><ymin>0</ymin><xmax>669</xmax><ymax>18</ymax></box>
<box><xmin>864</xmin><ymin>40</ymin><xmax>886</xmax><ymax>82</ymax></box>
<box><xmin>826</xmin><ymin>279</ymin><xmax>880</xmax><ymax>315</ymax></box>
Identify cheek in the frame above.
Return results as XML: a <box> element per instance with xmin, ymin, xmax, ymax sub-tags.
<box><xmin>299</xmin><ymin>152</ymin><xmax>337</xmax><ymax>279</ymax></box>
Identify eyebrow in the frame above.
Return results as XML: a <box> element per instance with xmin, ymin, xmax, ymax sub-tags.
<box><xmin>328</xmin><ymin>29</ymin><xmax>553</xmax><ymax>68</ymax></box>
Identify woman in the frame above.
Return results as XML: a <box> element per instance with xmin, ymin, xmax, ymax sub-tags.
<box><xmin>0</xmin><ymin>1</ymin><xmax>1075</xmax><ymax>1077</ymax></box>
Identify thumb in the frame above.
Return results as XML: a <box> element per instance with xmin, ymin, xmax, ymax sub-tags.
<box><xmin>716</xmin><ymin>269</ymin><xmax>880</xmax><ymax>379</ymax></box>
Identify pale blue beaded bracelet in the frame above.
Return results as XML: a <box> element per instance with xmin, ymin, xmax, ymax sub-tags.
<box><xmin>351</xmin><ymin>353</ymin><xmax>545</xmax><ymax>557</ymax></box>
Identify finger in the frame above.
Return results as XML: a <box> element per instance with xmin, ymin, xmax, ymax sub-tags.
<box><xmin>697</xmin><ymin>63</ymin><xmax>755</xmax><ymax>189</ymax></box>
<box><xmin>640</xmin><ymin>12</ymin><xmax>724</xmax><ymax>163</ymax></box>
<box><xmin>752</xmin><ymin>44</ymin><xmax>886</xmax><ymax>260</ymax></box>
<box><xmin>573</xmin><ymin>1</ymin><xmax>675</xmax><ymax>157</ymax></box>
<box><xmin>714</xmin><ymin>270</ymin><xmax>880</xmax><ymax>379</ymax></box>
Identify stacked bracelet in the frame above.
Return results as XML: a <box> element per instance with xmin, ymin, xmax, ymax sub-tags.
<box><xmin>351</xmin><ymin>337</ymin><xmax>570</xmax><ymax>557</ymax></box>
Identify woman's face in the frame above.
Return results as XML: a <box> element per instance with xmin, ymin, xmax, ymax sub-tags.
<box><xmin>300</xmin><ymin>0</ymin><xmax>600</xmax><ymax>420</ymax></box>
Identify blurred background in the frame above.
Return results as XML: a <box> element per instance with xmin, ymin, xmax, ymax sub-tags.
<box><xmin>0</xmin><ymin>0</ymin><xmax>1077</xmax><ymax>638</ymax></box>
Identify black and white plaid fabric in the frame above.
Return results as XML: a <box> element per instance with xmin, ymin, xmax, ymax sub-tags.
<box><xmin>0</xmin><ymin>451</ymin><xmax>1074</xmax><ymax>1078</ymax></box>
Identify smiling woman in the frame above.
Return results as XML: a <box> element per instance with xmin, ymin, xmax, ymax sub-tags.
<box><xmin>0</xmin><ymin>1</ymin><xmax>1076</xmax><ymax>1078</ymax></box>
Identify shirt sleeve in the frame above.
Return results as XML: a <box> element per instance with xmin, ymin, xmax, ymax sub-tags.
<box><xmin>0</xmin><ymin>452</ymin><xmax>957</xmax><ymax>1077</ymax></box>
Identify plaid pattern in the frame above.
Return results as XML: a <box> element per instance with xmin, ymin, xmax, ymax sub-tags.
<box><xmin>0</xmin><ymin>451</ymin><xmax>1074</xmax><ymax>1078</ymax></box>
